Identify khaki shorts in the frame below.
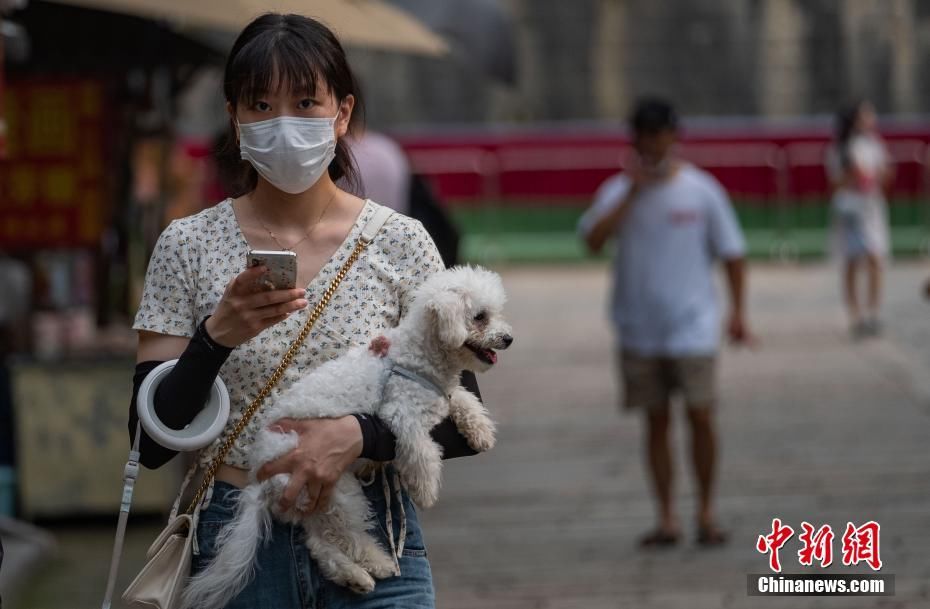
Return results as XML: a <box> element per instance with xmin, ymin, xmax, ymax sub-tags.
<box><xmin>617</xmin><ymin>351</ymin><xmax>717</xmax><ymax>412</ymax></box>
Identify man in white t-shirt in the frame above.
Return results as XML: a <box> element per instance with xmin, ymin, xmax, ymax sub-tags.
<box><xmin>578</xmin><ymin>98</ymin><xmax>751</xmax><ymax>548</ymax></box>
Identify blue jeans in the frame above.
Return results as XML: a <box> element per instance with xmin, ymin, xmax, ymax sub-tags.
<box><xmin>191</xmin><ymin>467</ymin><xmax>435</xmax><ymax>609</ymax></box>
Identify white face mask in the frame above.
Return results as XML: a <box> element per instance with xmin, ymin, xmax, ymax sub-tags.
<box><xmin>238</xmin><ymin>114</ymin><xmax>338</xmax><ymax>194</ymax></box>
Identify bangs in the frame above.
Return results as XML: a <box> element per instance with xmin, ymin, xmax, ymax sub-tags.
<box><xmin>228</xmin><ymin>30</ymin><xmax>332</xmax><ymax>105</ymax></box>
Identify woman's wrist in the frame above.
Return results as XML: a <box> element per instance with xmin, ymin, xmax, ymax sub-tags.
<box><xmin>198</xmin><ymin>315</ymin><xmax>235</xmax><ymax>353</ymax></box>
<box><xmin>203</xmin><ymin>314</ymin><xmax>237</xmax><ymax>349</ymax></box>
<box><xmin>343</xmin><ymin>415</ymin><xmax>364</xmax><ymax>460</ymax></box>
<box><xmin>352</xmin><ymin>414</ymin><xmax>376</xmax><ymax>459</ymax></box>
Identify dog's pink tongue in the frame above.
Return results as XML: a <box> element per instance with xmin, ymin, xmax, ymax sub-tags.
<box><xmin>486</xmin><ymin>349</ymin><xmax>498</xmax><ymax>364</ymax></box>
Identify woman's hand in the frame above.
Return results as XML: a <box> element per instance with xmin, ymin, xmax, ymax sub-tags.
<box><xmin>256</xmin><ymin>416</ymin><xmax>364</xmax><ymax>513</ymax></box>
<box><xmin>205</xmin><ymin>265</ymin><xmax>308</xmax><ymax>348</ymax></box>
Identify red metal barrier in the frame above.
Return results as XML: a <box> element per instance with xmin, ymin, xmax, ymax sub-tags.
<box><xmin>398</xmin><ymin>126</ymin><xmax>930</xmax><ymax>204</ymax></box>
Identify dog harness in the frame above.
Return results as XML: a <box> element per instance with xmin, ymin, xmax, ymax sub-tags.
<box><xmin>380</xmin><ymin>359</ymin><xmax>450</xmax><ymax>402</ymax></box>
<box><xmin>363</xmin><ymin>358</ymin><xmax>449</xmax><ymax>574</ymax></box>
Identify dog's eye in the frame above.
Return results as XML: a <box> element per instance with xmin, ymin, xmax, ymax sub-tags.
<box><xmin>473</xmin><ymin>311</ymin><xmax>487</xmax><ymax>322</ymax></box>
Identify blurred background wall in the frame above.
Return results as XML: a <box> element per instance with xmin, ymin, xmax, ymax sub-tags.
<box><xmin>354</xmin><ymin>0</ymin><xmax>930</xmax><ymax>127</ymax></box>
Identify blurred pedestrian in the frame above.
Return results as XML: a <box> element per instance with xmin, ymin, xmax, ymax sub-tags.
<box><xmin>826</xmin><ymin>100</ymin><xmax>893</xmax><ymax>338</ymax></box>
<box><xmin>578</xmin><ymin>98</ymin><xmax>751</xmax><ymax>548</ymax></box>
<box><xmin>351</xmin><ymin>132</ymin><xmax>461</xmax><ymax>266</ymax></box>
<box><xmin>349</xmin><ymin>131</ymin><xmax>412</xmax><ymax>214</ymax></box>
<box><xmin>407</xmin><ymin>173</ymin><xmax>461</xmax><ymax>267</ymax></box>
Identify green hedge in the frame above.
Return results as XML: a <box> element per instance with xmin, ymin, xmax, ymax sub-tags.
<box><xmin>450</xmin><ymin>198</ymin><xmax>930</xmax><ymax>263</ymax></box>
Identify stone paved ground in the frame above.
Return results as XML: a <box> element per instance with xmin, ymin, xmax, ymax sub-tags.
<box><xmin>6</xmin><ymin>262</ymin><xmax>930</xmax><ymax>609</ymax></box>
<box><xmin>422</xmin><ymin>262</ymin><xmax>930</xmax><ymax>609</ymax></box>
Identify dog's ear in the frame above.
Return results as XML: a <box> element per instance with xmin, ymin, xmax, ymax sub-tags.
<box><xmin>428</xmin><ymin>288</ymin><xmax>469</xmax><ymax>347</ymax></box>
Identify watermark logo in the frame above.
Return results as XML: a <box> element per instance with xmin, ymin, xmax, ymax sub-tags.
<box><xmin>756</xmin><ymin>518</ymin><xmax>881</xmax><ymax>572</ymax></box>
<box><xmin>841</xmin><ymin>521</ymin><xmax>881</xmax><ymax>571</ymax></box>
<box><xmin>749</xmin><ymin>518</ymin><xmax>891</xmax><ymax>597</ymax></box>
<box><xmin>798</xmin><ymin>522</ymin><xmax>834</xmax><ymax>568</ymax></box>
<box><xmin>756</xmin><ymin>517</ymin><xmax>794</xmax><ymax>572</ymax></box>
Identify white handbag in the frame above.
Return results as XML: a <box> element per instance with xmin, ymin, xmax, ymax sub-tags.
<box><xmin>120</xmin><ymin>468</ymin><xmax>200</xmax><ymax>609</ymax></box>
<box><xmin>100</xmin><ymin>422</ymin><xmax>204</xmax><ymax>609</ymax></box>
<box><xmin>126</xmin><ymin>514</ymin><xmax>195</xmax><ymax>608</ymax></box>
<box><xmin>101</xmin><ymin>205</ymin><xmax>395</xmax><ymax>609</ymax></box>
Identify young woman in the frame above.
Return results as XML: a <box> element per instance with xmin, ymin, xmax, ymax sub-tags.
<box><xmin>826</xmin><ymin>100</ymin><xmax>893</xmax><ymax>338</ymax></box>
<box><xmin>128</xmin><ymin>13</ymin><xmax>481</xmax><ymax>608</ymax></box>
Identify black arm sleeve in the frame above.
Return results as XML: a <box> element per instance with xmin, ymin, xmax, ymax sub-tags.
<box><xmin>128</xmin><ymin>317</ymin><xmax>232</xmax><ymax>469</ymax></box>
<box><xmin>129</xmin><ymin>360</ymin><xmax>175</xmax><ymax>468</ymax></box>
<box><xmin>354</xmin><ymin>370</ymin><xmax>484</xmax><ymax>461</ymax></box>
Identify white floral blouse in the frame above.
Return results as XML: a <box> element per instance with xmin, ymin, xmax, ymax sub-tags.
<box><xmin>132</xmin><ymin>198</ymin><xmax>445</xmax><ymax>468</ymax></box>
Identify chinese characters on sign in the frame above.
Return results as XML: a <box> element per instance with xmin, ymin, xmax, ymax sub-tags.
<box><xmin>757</xmin><ymin>519</ymin><xmax>882</xmax><ymax>573</ymax></box>
<box><xmin>0</xmin><ymin>80</ymin><xmax>107</xmax><ymax>247</ymax></box>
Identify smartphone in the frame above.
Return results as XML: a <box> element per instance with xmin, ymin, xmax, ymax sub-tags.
<box><xmin>246</xmin><ymin>250</ymin><xmax>298</xmax><ymax>290</ymax></box>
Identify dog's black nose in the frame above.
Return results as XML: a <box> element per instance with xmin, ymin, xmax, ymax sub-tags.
<box><xmin>502</xmin><ymin>334</ymin><xmax>514</xmax><ymax>347</ymax></box>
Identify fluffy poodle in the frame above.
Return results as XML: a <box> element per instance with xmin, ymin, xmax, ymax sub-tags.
<box><xmin>182</xmin><ymin>265</ymin><xmax>512</xmax><ymax>608</ymax></box>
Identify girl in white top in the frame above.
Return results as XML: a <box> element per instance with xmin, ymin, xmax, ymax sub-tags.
<box><xmin>826</xmin><ymin>100</ymin><xmax>893</xmax><ymax>338</ymax></box>
<box><xmin>131</xmin><ymin>13</ymin><xmax>450</xmax><ymax>608</ymax></box>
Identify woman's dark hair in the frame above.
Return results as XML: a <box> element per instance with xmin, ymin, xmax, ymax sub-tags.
<box><xmin>216</xmin><ymin>13</ymin><xmax>365</xmax><ymax>196</ymax></box>
<box><xmin>629</xmin><ymin>97</ymin><xmax>678</xmax><ymax>135</ymax></box>
<box><xmin>835</xmin><ymin>99</ymin><xmax>867</xmax><ymax>169</ymax></box>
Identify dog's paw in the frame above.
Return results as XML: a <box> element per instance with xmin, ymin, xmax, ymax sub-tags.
<box><xmin>405</xmin><ymin>476</ymin><xmax>440</xmax><ymax>508</ymax></box>
<box><xmin>456</xmin><ymin>410</ymin><xmax>496</xmax><ymax>452</ymax></box>
<box><xmin>465</xmin><ymin>416</ymin><xmax>497</xmax><ymax>452</ymax></box>
<box><xmin>449</xmin><ymin>390</ymin><xmax>497</xmax><ymax>452</ymax></box>
<box><xmin>362</xmin><ymin>548</ymin><xmax>398</xmax><ymax>579</ymax></box>
<box><xmin>342</xmin><ymin>567</ymin><xmax>377</xmax><ymax>595</ymax></box>
<box><xmin>412</xmin><ymin>490</ymin><xmax>438</xmax><ymax>509</ymax></box>
<box><xmin>368</xmin><ymin>335</ymin><xmax>391</xmax><ymax>358</ymax></box>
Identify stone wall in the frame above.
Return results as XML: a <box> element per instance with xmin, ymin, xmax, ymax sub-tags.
<box><xmin>350</xmin><ymin>0</ymin><xmax>930</xmax><ymax>127</ymax></box>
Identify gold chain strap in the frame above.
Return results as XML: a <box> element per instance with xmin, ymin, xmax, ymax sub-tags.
<box><xmin>185</xmin><ymin>239</ymin><xmax>368</xmax><ymax>513</ymax></box>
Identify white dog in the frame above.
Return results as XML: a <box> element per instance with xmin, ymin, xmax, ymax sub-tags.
<box><xmin>182</xmin><ymin>266</ymin><xmax>512</xmax><ymax>609</ymax></box>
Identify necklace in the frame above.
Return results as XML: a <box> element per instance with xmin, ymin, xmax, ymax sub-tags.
<box><xmin>252</xmin><ymin>192</ymin><xmax>337</xmax><ymax>251</ymax></box>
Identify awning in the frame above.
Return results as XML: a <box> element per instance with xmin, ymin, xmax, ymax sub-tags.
<box><xmin>42</xmin><ymin>0</ymin><xmax>448</xmax><ymax>55</ymax></box>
